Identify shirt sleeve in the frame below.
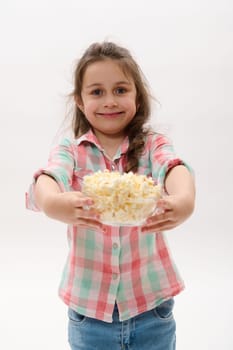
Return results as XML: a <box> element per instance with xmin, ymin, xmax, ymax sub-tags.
<box><xmin>25</xmin><ymin>138</ymin><xmax>75</xmax><ymax>211</ymax></box>
<box><xmin>150</xmin><ymin>133</ymin><xmax>193</xmax><ymax>192</ymax></box>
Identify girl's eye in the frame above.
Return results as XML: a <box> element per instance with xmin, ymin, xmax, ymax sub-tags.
<box><xmin>115</xmin><ymin>87</ymin><xmax>127</xmax><ymax>94</ymax></box>
<box><xmin>91</xmin><ymin>89</ymin><xmax>103</xmax><ymax>96</ymax></box>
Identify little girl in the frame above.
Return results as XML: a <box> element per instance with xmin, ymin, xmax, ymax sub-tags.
<box><xmin>26</xmin><ymin>41</ymin><xmax>195</xmax><ymax>350</ymax></box>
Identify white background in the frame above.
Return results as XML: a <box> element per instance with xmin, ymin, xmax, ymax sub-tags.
<box><xmin>0</xmin><ymin>0</ymin><xmax>232</xmax><ymax>349</ymax></box>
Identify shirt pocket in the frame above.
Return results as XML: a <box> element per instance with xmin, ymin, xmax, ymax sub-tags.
<box><xmin>72</xmin><ymin>168</ymin><xmax>94</xmax><ymax>191</ymax></box>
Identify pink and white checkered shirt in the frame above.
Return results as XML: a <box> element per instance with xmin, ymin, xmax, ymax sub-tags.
<box><xmin>26</xmin><ymin>129</ymin><xmax>189</xmax><ymax>322</ymax></box>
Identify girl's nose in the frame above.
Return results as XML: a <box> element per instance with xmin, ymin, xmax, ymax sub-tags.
<box><xmin>103</xmin><ymin>95</ymin><xmax>118</xmax><ymax>108</ymax></box>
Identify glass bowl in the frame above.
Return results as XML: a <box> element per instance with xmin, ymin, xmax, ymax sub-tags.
<box><xmin>88</xmin><ymin>196</ymin><xmax>159</xmax><ymax>227</ymax></box>
<box><xmin>82</xmin><ymin>170</ymin><xmax>161</xmax><ymax>227</ymax></box>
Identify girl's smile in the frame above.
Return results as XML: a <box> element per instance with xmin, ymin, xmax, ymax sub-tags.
<box><xmin>96</xmin><ymin>111</ymin><xmax>124</xmax><ymax>118</ymax></box>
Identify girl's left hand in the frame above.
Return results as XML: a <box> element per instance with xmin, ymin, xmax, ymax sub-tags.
<box><xmin>141</xmin><ymin>194</ymin><xmax>194</xmax><ymax>233</ymax></box>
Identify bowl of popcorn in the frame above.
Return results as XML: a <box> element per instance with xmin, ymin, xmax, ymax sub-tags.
<box><xmin>82</xmin><ymin>170</ymin><xmax>161</xmax><ymax>226</ymax></box>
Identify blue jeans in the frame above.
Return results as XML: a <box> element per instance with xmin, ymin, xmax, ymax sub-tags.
<box><xmin>68</xmin><ymin>299</ymin><xmax>176</xmax><ymax>350</ymax></box>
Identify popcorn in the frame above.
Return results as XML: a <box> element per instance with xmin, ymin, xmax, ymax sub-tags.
<box><xmin>82</xmin><ymin>170</ymin><xmax>161</xmax><ymax>226</ymax></box>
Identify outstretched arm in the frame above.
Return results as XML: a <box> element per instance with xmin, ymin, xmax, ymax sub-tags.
<box><xmin>34</xmin><ymin>174</ymin><xmax>102</xmax><ymax>229</ymax></box>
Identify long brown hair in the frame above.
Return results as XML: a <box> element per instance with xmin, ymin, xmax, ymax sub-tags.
<box><xmin>71</xmin><ymin>41</ymin><xmax>152</xmax><ymax>172</ymax></box>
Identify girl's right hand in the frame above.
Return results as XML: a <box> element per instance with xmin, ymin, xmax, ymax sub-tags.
<box><xmin>43</xmin><ymin>191</ymin><xmax>102</xmax><ymax>229</ymax></box>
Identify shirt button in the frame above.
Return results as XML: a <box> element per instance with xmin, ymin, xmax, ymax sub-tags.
<box><xmin>112</xmin><ymin>273</ymin><xmax>118</xmax><ymax>280</ymax></box>
<box><xmin>113</xmin><ymin>242</ymin><xmax>118</xmax><ymax>249</ymax></box>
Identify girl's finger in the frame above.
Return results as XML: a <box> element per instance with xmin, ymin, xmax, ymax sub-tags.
<box><xmin>75</xmin><ymin>198</ymin><xmax>94</xmax><ymax>208</ymax></box>
<box><xmin>75</xmin><ymin>207</ymin><xmax>99</xmax><ymax>219</ymax></box>
<box><xmin>147</xmin><ymin>210</ymin><xmax>173</xmax><ymax>224</ymax></box>
<box><xmin>75</xmin><ymin>217</ymin><xmax>103</xmax><ymax>229</ymax></box>
<box><xmin>141</xmin><ymin>220</ymin><xmax>176</xmax><ymax>233</ymax></box>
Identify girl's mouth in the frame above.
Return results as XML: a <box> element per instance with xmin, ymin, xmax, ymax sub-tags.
<box><xmin>96</xmin><ymin>112</ymin><xmax>124</xmax><ymax>118</ymax></box>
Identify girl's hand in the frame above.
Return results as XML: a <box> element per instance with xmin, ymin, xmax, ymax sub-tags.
<box><xmin>43</xmin><ymin>191</ymin><xmax>103</xmax><ymax>229</ymax></box>
<box><xmin>141</xmin><ymin>194</ymin><xmax>194</xmax><ymax>233</ymax></box>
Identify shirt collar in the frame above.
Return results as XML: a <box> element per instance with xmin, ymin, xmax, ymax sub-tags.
<box><xmin>76</xmin><ymin>129</ymin><xmax>102</xmax><ymax>149</ymax></box>
<box><xmin>76</xmin><ymin>129</ymin><xmax>129</xmax><ymax>157</ymax></box>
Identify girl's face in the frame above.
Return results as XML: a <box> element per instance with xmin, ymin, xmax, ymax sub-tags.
<box><xmin>77</xmin><ymin>59</ymin><xmax>137</xmax><ymax>139</ymax></box>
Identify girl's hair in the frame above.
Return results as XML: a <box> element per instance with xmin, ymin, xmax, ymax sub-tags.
<box><xmin>71</xmin><ymin>41</ymin><xmax>152</xmax><ymax>172</ymax></box>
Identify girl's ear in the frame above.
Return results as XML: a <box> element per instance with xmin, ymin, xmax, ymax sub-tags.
<box><xmin>75</xmin><ymin>95</ymin><xmax>84</xmax><ymax>112</ymax></box>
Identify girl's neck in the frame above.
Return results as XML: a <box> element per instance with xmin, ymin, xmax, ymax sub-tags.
<box><xmin>94</xmin><ymin>130</ymin><xmax>125</xmax><ymax>159</ymax></box>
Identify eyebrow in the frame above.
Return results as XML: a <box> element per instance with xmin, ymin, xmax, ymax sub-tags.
<box><xmin>85</xmin><ymin>81</ymin><xmax>132</xmax><ymax>89</ymax></box>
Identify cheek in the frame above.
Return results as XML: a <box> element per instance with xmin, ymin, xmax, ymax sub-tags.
<box><xmin>125</xmin><ymin>99</ymin><xmax>137</xmax><ymax>114</ymax></box>
<box><xmin>122</xmin><ymin>93</ymin><xmax>137</xmax><ymax>108</ymax></box>
<box><xmin>83</xmin><ymin>100</ymin><xmax>98</xmax><ymax>114</ymax></box>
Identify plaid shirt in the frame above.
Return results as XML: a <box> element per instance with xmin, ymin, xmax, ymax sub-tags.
<box><xmin>26</xmin><ymin>129</ymin><xmax>189</xmax><ymax>322</ymax></box>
